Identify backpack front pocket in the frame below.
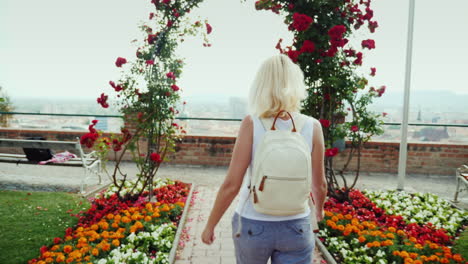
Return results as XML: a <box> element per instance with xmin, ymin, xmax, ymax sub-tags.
<box><xmin>254</xmin><ymin>175</ymin><xmax>308</xmax><ymax>215</ymax></box>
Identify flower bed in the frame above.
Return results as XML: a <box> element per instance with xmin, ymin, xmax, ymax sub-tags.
<box><xmin>28</xmin><ymin>178</ymin><xmax>191</xmax><ymax>264</ymax></box>
<box><xmin>318</xmin><ymin>189</ymin><xmax>468</xmax><ymax>264</ymax></box>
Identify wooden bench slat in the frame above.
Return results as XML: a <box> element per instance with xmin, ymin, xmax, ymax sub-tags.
<box><xmin>0</xmin><ymin>139</ymin><xmax>79</xmax><ymax>150</ymax></box>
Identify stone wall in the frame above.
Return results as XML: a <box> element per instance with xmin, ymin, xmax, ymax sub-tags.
<box><xmin>1</xmin><ymin>128</ymin><xmax>467</xmax><ymax>175</ymax></box>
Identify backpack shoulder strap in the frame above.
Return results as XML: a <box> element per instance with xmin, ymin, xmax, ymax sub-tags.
<box><xmin>292</xmin><ymin>113</ymin><xmax>307</xmax><ymax>133</ymax></box>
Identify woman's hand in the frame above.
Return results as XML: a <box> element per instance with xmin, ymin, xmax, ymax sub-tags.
<box><xmin>201</xmin><ymin>226</ymin><xmax>216</xmax><ymax>245</ymax></box>
<box><xmin>316</xmin><ymin>208</ymin><xmax>325</xmax><ymax>222</ymax></box>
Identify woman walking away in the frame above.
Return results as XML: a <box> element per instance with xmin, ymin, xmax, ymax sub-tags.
<box><xmin>201</xmin><ymin>54</ymin><xmax>327</xmax><ymax>264</ymax></box>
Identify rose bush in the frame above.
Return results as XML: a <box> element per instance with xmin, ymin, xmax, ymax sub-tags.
<box><xmin>254</xmin><ymin>0</ymin><xmax>386</xmax><ymax>201</ymax></box>
<box><xmin>80</xmin><ymin>0</ymin><xmax>210</xmax><ymax>200</ymax></box>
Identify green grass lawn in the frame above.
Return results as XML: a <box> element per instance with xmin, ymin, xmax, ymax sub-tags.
<box><xmin>453</xmin><ymin>228</ymin><xmax>468</xmax><ymax>261</ymax></box>
<box><xmin>0</xmin><ymin>190</ymin><xmax>89</xmax><ymax>264</ymax></box>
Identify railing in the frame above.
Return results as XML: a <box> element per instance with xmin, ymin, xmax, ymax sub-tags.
<box><xmin>1</xmin><ymin>111</ymin><xmax>467</xmax><ymax>143</ymax></box>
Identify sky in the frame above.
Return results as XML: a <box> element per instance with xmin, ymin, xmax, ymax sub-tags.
<box><xmin>0</xmin><ymin>0</ymin><xmax>467</xmax><ymax>101</ymax></box>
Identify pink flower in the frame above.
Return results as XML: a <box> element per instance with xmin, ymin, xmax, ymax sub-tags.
<box><xmin>350</xmin><ymin>125</ymin><xmax>359</xmax><ymax>132</ymax></box>
<box><xmin>361</xmin><ymin>39</ymin><xmax>376</xmax><ymax>49</ymax></box>
<box><xmin>206</xmin><ymin>23</ymin><xmax>212</xmax><ymax>34</ymax></box>
<box><xmin>150</xmin><ymin>152</ymin><xmax>162</xmax><ymax>163</ymax></box>
<box><xmin>319</xmin><ymin>119</ymin><xmax>331</xmax><ymax>128</ymax></box>
<box><xmin>166</xmin><ymin>72</ymin><xmax>176</xmax><ymax>80</ymax></box>
<box><xmin>97</xmin><ymin>93</ymin><xmax>109</xmax><ymax>108</ymax></box>
<box><xmin>171</xmin><ymin>84</ymin><xmax>180</xmax><ymax>92</ymax></box>
<box><xmin>291</xmin><ymin>13</ymin><xmax>313</xmax><ymax>32</ymax></box>
<box><xmin>300</xmin><ymin>40</ymin><xmax>315</xmax><ymax>53</ymax></box>
<box><xmin>370</xmin><ymin>67</ymin><xmax>376</xmax><ymax>76</ymax></box>
<box><xmin>325</xmin><ymin>147</ymin><xmax>339</xmax><ymax>157</ymax></box>
<box><xmin>115</xmin><ymin>57</ymin><xmax>127</xmax><ymax>67</ymax></box>
<box><xmin>146</xmin><ymin>60</ymin><xmax>154</xmax><ymax>65</ymax></box>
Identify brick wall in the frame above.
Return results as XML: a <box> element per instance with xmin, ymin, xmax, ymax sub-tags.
<box><xmin>1</xmin><ymin>128</ymin><xmax>467</xmax><ymax>175</ymax></box>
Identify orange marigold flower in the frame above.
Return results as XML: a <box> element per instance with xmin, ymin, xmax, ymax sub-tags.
<box><xmin>102</xmin><ymin>243</ymin><xmax>110</xmax><ymax>251</ymax></box>
<box><xmin>366</xmin><ymin>242</ymin><xmax>373</xmax><ymax>248</ymax></box>
<box><xmin>325</xmin><ymin>211</ymin><xmax>333</xmax><ymax>217</ymax></box>
<box><xmin>56</xmin><ymin>255</ymin><xmax>65</xmax><ymax>263</ymax></box>
<box><xmin>409</xmin><ymin>252</ymin><xmax>418</xmax><ymax>259</ymax></box>
<box><xmin>387</xmin><ymin>233</ymin><xmax>395</xmax><ymax>239</ymax></box>
<box><xmin>122</xmin><ymin>216</ymin><xmax>131</xmax><ymax>223</ymax></box>
<box><xmin>358</xmin><ymin>236</ymin><xmax>366</xmax><ymax>243</ymax></box>
<box><xmin>409</xmin><ymin>237</ymin><xmax>417</xmax><ymax>243</ymax></box>
<box><xmin>91</xmin><ymin>224</ymin><xmax>99</xmax><ymax>231</ymax></box>
<box><xmin>397</xmin><ymin>230</ymin><xmax>406</xmax><ymax>236</ymax></box>
<box><xmin>413</xmin><ymin>260</ymin><xmax>422</xmax><ymax>264</ymax></box>
<box><xmin>440</xmin><ymin>258</ymin><xmax>449</xmax><ymax>264</ymax></box>
<box><xmin>92</xmin><ymin>248</ymin><xmax>99</xmax><ymax>256</ymax></box>
<box><xmin>393</xmin><ymin>251</ymin><xmax>400</xmax><ymax>256</ymax></box>
<box><xmin>388</xmin><ymin>227</ymin><xmax>396</xmax><ymax>233</ymax></box>
<box><xmin>344</xmin><ymin>214</ymin><xmax>352</xmax><ymax>220</ymax></box>
<box><xmin>144</xmin><ymin>216</ymin><xmax>152</xmax><ymax>222</ymax></box>
<box><xmin>372</xmin><ymin>241</ymin><xmax>381</xmax><ymax>247</ymax></box>
<box><xmin>63</xmin><ymin>245</ymin><xmax>72</xmax><ymax>253</ymax></box>
<box><xmin>45</xmin><ymin>257</ymin><xmax>54</xmax><ymax>263</ymax></box>
<box><xmin>400</xmin><ymin>251</ymin><xmax>409</xmax><ymax>258</ymax></box>
<box><xmin>404</xmin><ymin>257</ymin><xmax>413</xmax><ymax>263</ymax></box>
<box><xmin>112</xmin><ymin>239</ymin><xmax>120</xmax><ymax>247</ymax></box>
<box><xmin>337</xmin><ymin>225</ymin><xmax>345</xmax><ymax>231</ymax></box>
<box><xmin>453</xmin><ymin>254</ymin><xmax>463</xmax><ymax>261</ymax></box>
<box><xmin>65</xmin><ymin>258</ymin><xmax>73</xmax><ymax>263</ymax></box>
<box><xmin>331</xmin><ymin>216</ymin><xmax>339</xmax><ymax>222</ymax></box>
<box><xmin>111</xmin><ymin>222</ymin><xmax>119</xmax><ymax>228</ymax></box>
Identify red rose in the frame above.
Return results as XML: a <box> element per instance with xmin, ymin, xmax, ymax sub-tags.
<box><xmin>171</xmin><ymin>84</ymin><xmax>180</xmax><ymax>92</ymax></box>
<box><xmin>162</xmin><ymin>0</ymin><xmax>170</xmax><ymax>4</ymax></box>
<box><xmin>287</xmin><ymin>49</ymin><xmax>301</xmax><ymax>63</ymax></box>
<box><xmin>148</xmin><ymin>34</ymin><xmax>158</xmax><ymax>44</ymax></box>
<box><xmin>370</xmin><ymin>67</ymin><xmax>376</xmax><ymax>76</ymax></box>
<box><xmin>325</xmin><ymin>46</ymin><xmax>338</xmax><ymax>57</ymax></box>
<box><xmin>344</xmin><ymin>49</ymin><xmax>356</xmax><ymax>57</ymax></box>
<box><xmin>325</xmin><ymin>147</ymin><xmax>339</xmax><ymax>157</ymax></box>
<box><xmin>172</xmin><ymin>123</ymin><xmax>178</xmax><ymax>127</ymax></box>
<box><xmin>353</xmin><ymin>52</ymin><xmax>363</xmax><ymax>65</ymax></box>
<box><xmin>40</xmin><ymin>246</ymin><xmax>48</xmax><ymax>254</ymax></box>
<box><xmin>328</xmin><ymin>25</ymin><xmax>347</xmax><ymax>40</ymax></box>
<box><xmin>149</xmin><ymin>12</ymin><xmax>154</xmax><ymax>20</ymax></box>
<box><xmin>167</xmin><ymin>20</ymin><xmax>173</xmax><ymax>27</ymax></box>
<box><xmin>376</xmin><ymin>85</ymin><xmax>386</xmax><ymax>97</ymax></box>
<box><xmin>363</xmin><ymin>7</ymin><xmax>373</xmax><ymax>20</ymax></box>
<box><xmin>300</xmin><ymin>40</ymin><xmax>315</xmax><ymax>53</ymax></box>
<box><xmin>91</xmin><ymin>120</ymin><xmax>98</xmax><ymax>125</ymax></box>
<box><xmin>368</xmin><ymin>21</ymin><xmax>378</xmax><ymax>33</ymax></box>
<box><xmin>150</xmin><ymin>152</ymin><xmax>162</xmax><ymax>163</ymax></box>
<box><xmin>324</xmin><ymin>93</ymin><xmax>331</xmax><ymax>100</ymax></box>
<box><xmin>97</xmin><ymin>93</ymin><xmax>109</xmax><ymax>108</ymax></box>
<box><xmin>350</xmin><ymin>125</ymin><xmax>359</xmax><ymax>132</ymax></box>
<box><xmin>166</xmin><ymin>72</ymin><xmax>176</xmax><ymax>80</ymax></box>
<box><xmin>361</xmin><ymin>39</ymin><xmax>375</xmax><ymax>49</ymax></box>
<box><xmin>319</xmin><ymin>119</ymin><xmax>331</xmax><ymax>128</ymax></box>
<box><xmin>53</xmin><ymin>237</ymin><xmax>62</xmax><ymax>244</ymax></box>
<box><xmin>275</xmin><ymin>38</ymin><xmax>283</xmax><ymax>52</ymax></box>
<box><xmin>291</xmin><ymin>13</ymin><xmax>313</xmax><ymax>32</ymax></box>
<box><xmin>115</xmin><ymin>57</ymin><xmax>127</xmax><ymax>67</ymax></box>
<box><xmin>206</xmin><ymin>23</ymin><xmax>212</xmax><ymax>34</ymax></box>
<box><xmin>146</xmin><ymin>60</ymin><xmax>154</xmax><ymax>65</ymax></box>
<box><xmin>382</xmin><ymin>112</ymin><xmax>388</xmax><ymax>117</ymax></box>
<box><xmin>109</xmin><ymin>81</ymin><xmax>123</xmax><ymax>92</ymax></box>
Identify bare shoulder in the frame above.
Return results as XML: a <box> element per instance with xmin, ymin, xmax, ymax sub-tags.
<box><xmin>238</xmin><ymin>115</ymin><xmax>254</xmax><ymax>135</ymax></box>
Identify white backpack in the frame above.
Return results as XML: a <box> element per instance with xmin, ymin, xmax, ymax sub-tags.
<box><xmin>250</xmin><ymin>111</ymin><xmax>312</xmax><ymax>216</ymax></box>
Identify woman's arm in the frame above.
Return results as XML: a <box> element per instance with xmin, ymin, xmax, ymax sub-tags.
<box><xmin>311</xmin><ymin>119</ymin><xmax>327</xmax><ymax>222</ymax></box>
<box><xmin>201</xmin><ymin>115</ymin><xmax>253</xmax><ymax>244</ymax></box>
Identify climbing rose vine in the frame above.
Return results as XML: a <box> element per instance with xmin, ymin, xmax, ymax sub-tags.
<box><xmin>254</xmin><ymin>0</ymin><xmax>386</xmax><ymax>201</ymax></box>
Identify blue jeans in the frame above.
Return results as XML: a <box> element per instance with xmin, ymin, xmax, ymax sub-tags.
<box><xmin>231</xmin><ymin>213</ymin><xmax>315</xmax><ymax>264</ymax></box>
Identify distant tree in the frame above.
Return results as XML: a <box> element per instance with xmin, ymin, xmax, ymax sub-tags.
<box><xmin>0</xmin><ymin>86</ymin><xmax>14</xmax><ymax>127</ymax></box>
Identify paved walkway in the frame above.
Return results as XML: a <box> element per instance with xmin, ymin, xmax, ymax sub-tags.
<box><xmin>1</xmin><ymin>162</ymin><xmax>467</xmax><ymax>264</ymax></box>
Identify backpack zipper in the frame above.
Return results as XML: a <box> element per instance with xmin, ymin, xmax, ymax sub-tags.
<box><xmin>258</xmin><ymin>175</ymin><xmax>306</xmax><ymax>192</ymax></box>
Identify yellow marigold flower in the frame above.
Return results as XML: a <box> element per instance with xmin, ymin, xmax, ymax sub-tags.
<box><xmin>400</xmin><ymin>251</ymin><xmax>409</xmax><ymax>258</ymax></box>
<box><xmin>78</xmin><ymin>237</ymin><xmax>87</xmax><ymax>243</ymax></box>
<box><xmin>130</xmin><ymin>226</ymin><xmax>137</xmax><ymax>233</ymax></box>
<box><xmin>37</xmin><ymin>261</ymin><xmax>46</xmax><ymax>264</ymax></box>
<box><xmin>42</xmin><ymin>252</ymin><xmax>52</xmax><ymax>258</ymax></box>
<box><xmin>101</xmin><ymin>231</ymin><xmax>110</xmax><ymax>239</ymax></box>
<box><xmin>84</xmin><ymin>256</ymin><xmax>91</xmax><ymax>261</ymax></box>
<box><xmin>76</xmin><ymin>227</ymin><xmax>84</xmax><ymax>232</ymax></box>
<box><xmin>397</xmin><ymin>230</ymin><xmax>406</xmax><ymax>236</ymax></box>
<box><xmin>131</xmin><ymin>214</ymin><xmax>140</xmax><ymax>221</ymax></box>
<box><xmin>145</xmin><ymin>203</ymin><xmax>153</xmax><ymax>211</ymax></box>
<box><xmin>387</xmin><ymin>233</ymin><xmax>395</xmax><ymax>239</ymax></box>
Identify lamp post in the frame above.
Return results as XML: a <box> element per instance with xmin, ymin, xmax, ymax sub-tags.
<box><xmin>397</xmin><ymin>0</ymin><xmax>416</xmax><ymax>190</ymax></box>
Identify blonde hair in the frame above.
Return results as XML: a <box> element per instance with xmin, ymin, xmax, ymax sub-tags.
<box><xmin>248</xmin><ymin>54</ymin><xmax>307</xmax><ymax>118</ymax></box>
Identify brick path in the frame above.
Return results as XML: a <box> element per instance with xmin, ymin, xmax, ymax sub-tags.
<box><xmin>174</xmin><ymin>185</ymin><xmax>326</xmax><ymax>264</ymax></box>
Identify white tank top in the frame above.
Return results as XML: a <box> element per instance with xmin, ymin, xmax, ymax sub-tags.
<box><xmin>234</xmin><ymin>113</ymin><xmax>315</xmax><ymax>221</ymax></box>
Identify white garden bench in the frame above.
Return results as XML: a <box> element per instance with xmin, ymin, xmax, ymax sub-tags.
<box><xmin>454</xmin><ymin>165</ymin><xmax>468</xmax><ymax>203</ymax></box>
<box><xmin>0</xmin><ymin>138</ymin><xmax>102</xmax><ymax>193</ymax></box>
